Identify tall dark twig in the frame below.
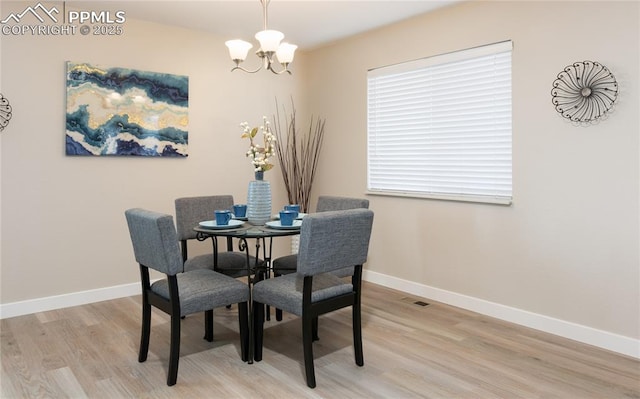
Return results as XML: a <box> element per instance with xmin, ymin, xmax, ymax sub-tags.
<box><xmin>273</xmin><ymin>98</ymin><xmax>325</xmax><ymax>213</ymax></box>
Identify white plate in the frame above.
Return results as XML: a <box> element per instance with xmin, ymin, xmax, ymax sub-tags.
<box><xmin>265</xmin><ymin>220</ymin><xmax>302</xmax><ymax>230</ymax></box>
<box><xmin>199</xmin><ymin>219</ymin><xmax>245</xmax><ymax>229</ymax></box>
<box><xmin>272</xmin><ymin>212</ymin><xmax>307</xmax><ymax>220</ymax></box>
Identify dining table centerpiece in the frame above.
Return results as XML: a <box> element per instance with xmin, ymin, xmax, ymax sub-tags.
<box><xmin>273</xmin><ymin>98</ymin><xmax>325</xmax><ymax>253</ymax></box>
<box><xmin>241</xmin><ymin>117</ymin><xmax>276</xmax><ymax>225</ymax></box>
<box><xmin>273</xmin><ymin>99</ymin><xmax>325</xmax><ymax>213</ymax></box>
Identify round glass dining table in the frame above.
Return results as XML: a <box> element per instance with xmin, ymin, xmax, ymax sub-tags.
<box><xmin>193</xmin><ymin>221</ymin><xmax>301</xmax><ymax>363</ymax></box>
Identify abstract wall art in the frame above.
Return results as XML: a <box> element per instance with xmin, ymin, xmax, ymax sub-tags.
<box><xmin>65</xmin><ymin>62</ymin><xmax>189</xmax><ymax>156</ymax></box>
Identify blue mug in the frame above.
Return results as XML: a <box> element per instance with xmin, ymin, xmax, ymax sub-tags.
<box><xmin>233</xmin><ymin>204</ymin><xmax>247</xmax><ymax>218</ymax></box>
<box><xmin>279</xmin><ymin>210</ymin><xmax>296</xmax><ymax>226</ymax></box>
<box><xmin>215</xmin><ymin>210</ymin><xmax>232</xmax><ymax>226</ymax></box>
<box><xmin>284</xmin><ymin>204</ymin><xmax>300</xmax><ymax>219</ymax></box>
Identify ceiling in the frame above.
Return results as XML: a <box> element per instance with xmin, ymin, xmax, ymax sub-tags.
<box><xmin>72</xmin><ymin>0</ymin><xmax>460</xmax><ymax>50</ymax></box>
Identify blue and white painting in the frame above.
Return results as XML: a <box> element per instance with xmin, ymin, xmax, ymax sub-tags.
<box><xmin>65</xmin><ymin>62</ymin><xmax>188</xmax><ymax>157</ymax></box>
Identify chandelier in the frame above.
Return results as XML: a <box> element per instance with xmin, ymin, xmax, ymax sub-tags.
<box><xmin>225</xmin><ymin>0</ymin><xmax>297</xmax><ymax>75</ymax></box>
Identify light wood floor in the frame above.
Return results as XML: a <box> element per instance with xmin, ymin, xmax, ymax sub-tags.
<box><xmin>2</xmin><ymin>282</ymin><xmax>639</xmax><ymax>398</ymax></box>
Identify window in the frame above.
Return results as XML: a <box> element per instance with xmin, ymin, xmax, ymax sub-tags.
<box><xmin>367</xmin><ymin>41</ymin><xmax>512</xmax><ymax>205</ymax></box>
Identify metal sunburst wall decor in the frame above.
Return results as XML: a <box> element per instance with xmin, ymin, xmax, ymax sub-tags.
<box><xmin>0</xmin><ymin>93</ymin><xmax>12</xmax><ymax>132</ymax></box>
<box><xmin>551</xmin><ymin>60</ymin><xmax>618</xmax><ymax>123</ymax></box>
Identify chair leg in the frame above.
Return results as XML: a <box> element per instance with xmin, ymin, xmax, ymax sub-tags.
<box><xmin>139</xmin><ymin>302</ymin><xmax>151</xmax><ymax>362</ymax></box>
<box><xmin>238</xmin><ymin>302</ymin><xmax>249</xmax><ymax>362</ymax></box>
<box><xmin>253</xmin><ymin>301</ymin><xmax>264</xmax><ymax>362</ymax></box>
<box><xmin>353</xmin><ymin>302</ymin><xmax>364</xmax><ymax>367</ymax></box>
<box><xmin>204</xmin><ymin>310</ymin><xmax>214</xmax><ymax>342</ymax></box>
<box><xmin>312</xmin><ymin>316</ymin><xmax>320</xmax><ymax>341</ymax></box>
<box><xmin>167</xmin><ymin>313</ymin><xmax>181</xmax><ymax>386</ymax></box>
<box><xmin>274</xmin><ymin>271</ymin><xmax>283</xmax><ymax>321</ymax></box>
<box><xmin>302</xmin><ymin>314</ymin><xmax>317</xmax><ymax>388</ymax></box>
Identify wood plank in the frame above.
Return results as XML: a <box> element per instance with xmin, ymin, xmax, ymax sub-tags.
<box><xmin>1</xmin><ymin>282</ymin><xmax>638</xmax><ymax>398</ymax></box>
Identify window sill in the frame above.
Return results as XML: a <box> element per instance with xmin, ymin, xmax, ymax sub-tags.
<box><xmin>365</xmin><ymin>190</ymin><xmax>512</xmax><ymax>206</ymax></box>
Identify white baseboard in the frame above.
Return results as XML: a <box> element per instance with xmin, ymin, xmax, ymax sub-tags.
<box><xmin>363</xmin><ymin>270</ymin><xmax>640</xmax><ymax>359</ymax></box>
<box><xmin>0</xmin><ymin>282</ymin><xmax>141</xmax><ymax>320</ymax></box>
<box><xmin>1</xmin><ymin>273</ymin><xmax>638</xmax><ymax>359</ymax></box>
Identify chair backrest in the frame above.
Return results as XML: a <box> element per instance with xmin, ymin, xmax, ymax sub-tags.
<box><xmin>297</xmin><ymin>209</ymin><xmax>374</xmax><ymax>276</ymax></box>
<box><xmin>315</xmin><ymin>196</ymin><xmax>369</xmax><ymax>212</ymax></box>
<box><xmin>125</xmin><ymin>208</ymin><xmax>184</xmax><ymax>276</ymax></box>
<box><xmin>175</xmin><ymin>195</ymin><xmax>234</xmax><ymax>241</ymax></box>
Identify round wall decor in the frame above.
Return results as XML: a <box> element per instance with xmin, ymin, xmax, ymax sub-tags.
<box><xmin>551</xmin><ymin>60</ymin><xmax>618</xmax><ymax>123</ymax></box>
<box><xmin>0</xmin><ymin>93</ymin><xmax>11</xmax><ymax>132</ymax></box>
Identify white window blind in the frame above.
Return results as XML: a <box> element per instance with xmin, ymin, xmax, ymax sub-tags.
<box><xmin>367</xmin><ymin>40</ymin><xmax>513</xmax><ymax>205</ymax></box>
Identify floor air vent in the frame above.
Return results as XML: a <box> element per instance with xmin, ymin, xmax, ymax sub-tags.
<box><xmin>400</xmin><ymin>297</ymin><xmax>430</xmax><ymax>307</ymax></box>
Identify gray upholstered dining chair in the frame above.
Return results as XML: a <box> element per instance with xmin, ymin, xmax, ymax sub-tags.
<box><xmin>175</xmin><ymin>195</ymin><xmax>263</xmax><ymax>278</ymax></box>
<box><xmin>272</xmin><ymin>195</ymin><xmax>369</xmax><ymax>320</ymax></box>
<box><xmin>252</xmin><ymin>208</ymin><xmax>374</xmax><ymax>388</ymax></box>
<box><xmin>125</xmin><ymin>208</ymin><xmax>249</xmax><ymax>386</ymax></box>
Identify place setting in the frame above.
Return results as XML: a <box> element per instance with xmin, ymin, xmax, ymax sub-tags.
<box><xmin>232</xmin><ymin>204</ymin><xmax>249</xmax><ymax>221</ymax></box>
<box><xmin>198</xmin><ymin>209</ymin><xmax>246</xmax><ymax>229</ymax></box>
<box><xmin>266</xmin><ymin>204</ymin><xmax>303</xmax><ymax>230</ymax></box>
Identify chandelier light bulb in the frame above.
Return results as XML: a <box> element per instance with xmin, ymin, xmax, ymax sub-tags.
<box><xmin>225</xmin><ymin>40</ymin><xmax>253</xmax><ymax>62</ymax></box>
<box><xmin>276</xmin><ymin>43</ymin><xmax>297</xmax><ymax>64</ymax></box>
<box><xmin>255</xmin><ymin>30</ymin><xmax>284</xmax><ymax>53</ymax></box>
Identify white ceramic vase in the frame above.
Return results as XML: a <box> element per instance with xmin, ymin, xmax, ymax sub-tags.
<box><xmin>247</xmin><ymin>172</ymin><xmax>271</xmax><ymax>225</ymax></box>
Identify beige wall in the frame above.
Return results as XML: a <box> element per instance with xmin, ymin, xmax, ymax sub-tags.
<box><xmin>1</xmin><ymin>1</ymin><xmax>638</xmax><ymax>347</ymax></box>
<box><xmin>304</xmin><ymin>0</ymin><xmax>639</xmax><ymax>340</ymax></box>
<box><xmin>0</xmin><ymin>2</ymin><xmax>300</xmax><ymax>302</ymax></box>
